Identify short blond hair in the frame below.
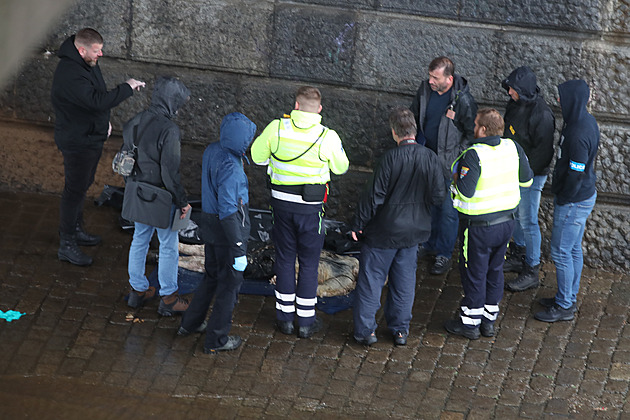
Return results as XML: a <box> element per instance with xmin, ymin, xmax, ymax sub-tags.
<box><xmin>476</xmin><ymin>108</ymin><xmax>504</xmax><ymax>136</ymax></box>
<box><xmin>295</xmin><ymin>86</ymin><xmax>321</xmax><ymax>112</ymax></box>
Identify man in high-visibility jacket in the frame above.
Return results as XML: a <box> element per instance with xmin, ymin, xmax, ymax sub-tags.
<box><xmin>445</xmin><ymin>108</ymin><xmax>533</xmax><ymax>339</ymax></box>
<box><xmin>251</xmin><ymin>86</ymin><xmax>349</xmax><ymax>338</ymax></box>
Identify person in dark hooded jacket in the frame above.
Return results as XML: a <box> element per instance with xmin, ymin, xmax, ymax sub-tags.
<box><xmin>51</xmin><ymin>28</ymin><xmax>145</xmax><ymax>266</ymax></box>
<box><xmin>534</xmin><ymin>79</ymin><xmax>599</xmax><ymax>323</ymax></box>
<box><xmin>125</xmin><ymin>76</ymin><xmax>191</xmax><ymax>317</ymax></box>
<box><xmin>178</xmin><ymin>112</ymin><xmax>256</xmax><ymax>353</ymax></box>
<box><xmin>410</xmin><ymin>56</ymin><xmax>478</xmax><ymax>276</ymax></box>
<box><xmin>501</xmin><ymin>66</ymin><xmax>555</xmax><ymax>292</ymax></box>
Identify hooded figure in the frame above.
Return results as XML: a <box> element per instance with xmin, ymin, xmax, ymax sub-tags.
<box><xmin>552</xmin><ymin>80</ymin><xmax>599</xmax><ymax>205</ymax></box>
<box><xmin>502</xmin><ymin>66</ymin><xmax>555</xmax><ymax>176</ymax></box>
<box><xmin>124</xmin><ymin>76</ymin><xmax>192</xmax><ymax>317</ymax></box>
<box><xmin>179</xmin><ymin>112</ymin><xmax>257</xmax><ymax>353</ymax></box>
<box><xmin>501</xmin><ymin>66</ymin><xmax>556</xmax><ymax>290</ymax></box>
<box><xmin>534</xmin><ymin>79</ymin><xmax>599</xmax><ymax>323</ymax></box>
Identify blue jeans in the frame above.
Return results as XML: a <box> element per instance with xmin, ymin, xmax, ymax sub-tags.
<box><xmin>353</xmin><ymin>244</ymin><xmax>418</xmax><ymax>338</ymax></box>
<box><xmin>423</xmin><ymin>177</ymin><xmax>459</xmax><ymax>258</ymax></box>
<box><xmin>512</xmin><ymin>175</ymin><xmax>547</xmax><ymax>267</ymax></box>
<box><xmin>128</xmin><ymin>208</ymin><xmax>179</xmax><ymax>297</ymax></box>
<box><xmin>550</xmin><ymin>192</ymin><xmax>596</xmax><ymax>309</ymax></box>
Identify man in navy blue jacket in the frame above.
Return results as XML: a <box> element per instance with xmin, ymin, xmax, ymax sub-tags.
<box><xmin>535</xmin><ymin>80</ymin><xmax>599</xmax><ymax>323</ymax></box>
<box><xmin>178</xmin><ymin>112</ymin><xmax>257</xmax><ymax>353</ymax></box>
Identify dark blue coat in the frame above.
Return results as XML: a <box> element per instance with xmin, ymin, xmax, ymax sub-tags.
<box><xmin>552</xmin><ymin>80</ymin><xmax>599</xmax><ymax>205</ymax></box>
<box><xmin>201</xmin><ymin>113</ymin><xmax>257</xmax><ymax>257</ymax></box>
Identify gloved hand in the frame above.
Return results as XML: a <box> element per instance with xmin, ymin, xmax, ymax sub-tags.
<box><xmin>233</xmin><ymin>255</ymin><xmax>247</xmax><ymax>272</ymax></box>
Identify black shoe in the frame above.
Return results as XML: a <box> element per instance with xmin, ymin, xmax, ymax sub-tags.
<box><xmin>58</xmin><ymin>235</ymin><xmax>93</xmax><ymax>266</ymax></box>
<box><xmin>297</xmin><ymin>317</ymin><xmax>323</xmax><ymax>339</ymax></box>
<box><xmin>354</xmin><ymin>332</ymin><xmax>377</xmax><ymax>346</ymax></box>
<box><xmin>276</xmin><ymin>320</ymin><xmax>295</xmax><ymax>335</ymax></box>
<box><xmin>430</xmin><ymin>256</ymin><xmax>451</xmax><ymax>275</ymax></box>
<box><xmin>503</xmin><ymin>245</ymin><xmax>525</xmax><ymax>272</ymax></box>
<box><xmin>539</xmin><ymin>297</ymin><xmax>577</xmax><ymax>313</ymax></box>
<box><xmin>505</xmin><ymin>264</ymin><xmax>540</xmax><ymax>292</ymax></box>
<box><xmin>75</xmin><ymin>227</ymin><xmax>102</xmax><ymax>246</ymax></box>
<box><xmin>444</xmin><ymin>318</ymin><xmax>480</xmax><ymax>340</ymax></box>
<box><xmin>534</xmin><ymin>303</ymin><xmax>575</xmax><ymax>323</ymax></box>
<box><xmin>127</xmin><ymin>286</ymin><xmax>157</xmax><ymax>308</ymax></box>
<box><xmin>393</xmin><ymin>331</ymin><xmax>408</xmax><ymax>346</ymax></box>
<box><xmin>203</xmin><ymin>335</ymin><xmax>242</xmax><ymax>353</ymax></box>
<box><xmin>177</xmin><ymin>320</ymin><xmax>208</xmax><ymax>336</ymax></box>
<box><xmin>480</xmin><ymin>322</ymin><xmax>495</xmax><ymax>337</ymax></box>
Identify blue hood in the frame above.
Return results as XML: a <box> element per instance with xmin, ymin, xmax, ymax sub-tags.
<box><xmin>150</xmin><ymin>77</ymin><xmax>190</xmax><ymax>119</ymax></box>
<box><xmin>558</xmin><ymin>79</ymin><xmax>590</xmax><ymax>123</ymax></box>
<box><xmin>220</xmin><ymin>112</ymin><xmax>257</xmax><ymax>156</ymax></box>
<box><xmin>502</xmin><ymin>66</ymin><xmax>539</xmax><ymax>103</ymax></box>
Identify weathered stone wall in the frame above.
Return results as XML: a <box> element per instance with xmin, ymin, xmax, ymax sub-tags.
<box><xmin>0</xmin><ymin>0</ymin><xmax>628</xmax><ymax>270</ymax></box>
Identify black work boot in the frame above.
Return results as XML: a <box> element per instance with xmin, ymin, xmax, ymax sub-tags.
<box><xmin>58</xmin><ymin>233</ymin><xmax>93</xmax><ymax>266</ymax></box>
<box><xmin>503</xmin><ymin>245</ymin><xmax>525</xmax><ymax>272</ymax></box>
<box><xmin>505</xmin><ymin>264</ymin><xmax>540</xmax><ymax>292</ymax></box>
<box><xmin>75</xmin><ymin>221</ymin><xmax>102</xmax><ymax>246</ymax></box>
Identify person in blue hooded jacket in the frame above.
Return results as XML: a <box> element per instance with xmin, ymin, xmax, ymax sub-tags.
<box><xmin>534</xmin><ymin>79</ymin><xmax>599</xmax><ymax>323</ymax></box>
<box><xmin>178</xmin><ymin>112</ymin><xmax>257</xmax><ymax>353</ymax></box>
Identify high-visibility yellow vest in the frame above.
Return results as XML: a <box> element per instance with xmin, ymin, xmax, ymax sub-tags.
<box><xmin>452</xmin><ymin>138</ymin><xmax>521</xmax><ymax>216</ymax></box>
<box><xmin>251</xmin><ymin>110</ymin><xmax>348</xmax><ymax>186</ymax></box>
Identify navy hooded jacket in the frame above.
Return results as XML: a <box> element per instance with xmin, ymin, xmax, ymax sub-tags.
<box><xmin>502</xmin><ymin>66</ymin><xmax>555</xmax><ymax>176</ymax></box>
<box><xmin>51</xmin><ymin>35</ymin><xmax>133</xmax><ymax>151</ymax></box>
<box><xmin>201</xmin><ymin>112</ymin><xmax>257</xmax><ymax>258</ymax></box>
<box><xmin>123</xmin><ymin>77</ymin><xmax>190</xmax><ymax>208</ymax></box>
<box><xmin>552</xmin><ymin>80</ymin><xmax>599</xmax><ymax>205</ymax></box>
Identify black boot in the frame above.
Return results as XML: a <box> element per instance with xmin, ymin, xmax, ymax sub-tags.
<box><xmin>506</xmin><ymin>264</ymin><xmax>540</xmax><ymax>292</ymax></box>
<box><xmin>503</xmin><ymin>245</ymin><xmax>525</xmax><ymax>272</ymax></box>
<box><xmin>58</xmin><ymin>233</ymin><xmax>93</xmax><ymax>266</ymax></box>
<box><xmin>75</xmin><ymin>221</ymin><xmax>101</xmax><ymax>246</ymax></box>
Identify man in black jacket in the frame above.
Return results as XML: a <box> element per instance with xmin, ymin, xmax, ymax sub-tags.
<box><xmin>351</xmin><ymin>107</ymin><xmax>444</xmax><ymax>346</ymax></box>
<box><xmin>501</xmin><ymin>67</ymin><xmax>555</xmax><ymax>292</ymax></box>
<box><xmin>51</xmin><ymin>28</ymin><xmax>144</xmax><ymax>266</ymax></box>
<box><xmin>410</xmin><ymin>56</ymin><xmax>477</xmax><ymax>275</ymax></box>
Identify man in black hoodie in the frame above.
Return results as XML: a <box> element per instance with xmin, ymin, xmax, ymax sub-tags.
<box><xmin>51</xmin><ymin>28</ymin><xmax>145</xmax><ymax>266</ymax></box>
<box><xmin>501</xmin><ymin>67</ymin><xmax>555</xmax><ymax>292</ymax></box>
<box><xmin>410</xmin><ymin>56</ymin><xmax>477</xmax><ymax>275</ymax></box>
<box><xmin>535</xmin><ymin>80</ymin><xmax>599</xmax><ymax>323</ymax></box>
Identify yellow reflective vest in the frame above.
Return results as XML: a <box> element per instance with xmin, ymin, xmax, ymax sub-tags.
<box><xmin>451</xmin><ymin>138</ymin><xmax>522</xmax><ymax>216</ymax></box>
<box><xmin>251</xmin><ymin>110</ymin><xmax>349</xmax><ymax>187</ymax></box>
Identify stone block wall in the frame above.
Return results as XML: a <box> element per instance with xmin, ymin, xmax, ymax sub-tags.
<box><xmin>0</xmin><ymin>0</ymin><xmax>628</xmax><ymax>270</ymax></box>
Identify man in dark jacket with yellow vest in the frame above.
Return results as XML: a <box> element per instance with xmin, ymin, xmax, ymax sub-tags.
<box><xmin>51</xmin><ymin>28</ymin><xmax>144</xmax><ymax>266</ymax></box>
<box><xmin>251</xmin><ymin>86</ymin><xmax>349</xmax><ymax>339</ymax></box>
<box><xmin>445</xmin><ymin>108</ymin><xmax>533</xmax><ymax>339</ymax></box>
<box><xmin>351</xmin><ymin>107</ymin><xmax>443</xmax><ymax>346</ymax></box>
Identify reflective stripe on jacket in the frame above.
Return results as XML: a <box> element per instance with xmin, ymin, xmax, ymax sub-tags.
<box><xmin>452</xmin><ymin>138</ymin><xmax>521</xmax><ymax>216</ymax></box>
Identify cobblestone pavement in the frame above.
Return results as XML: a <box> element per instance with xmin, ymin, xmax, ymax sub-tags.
<box><xmin>0</xmin><ymin>191</ymin><xmax>629</xmax><ymax>419</ymax></box>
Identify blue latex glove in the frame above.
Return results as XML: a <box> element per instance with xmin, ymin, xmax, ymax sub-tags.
<box><xmin>233</xmin><ymin>255</ymin><xmax>247</xmax><ymax>271</ymax></box>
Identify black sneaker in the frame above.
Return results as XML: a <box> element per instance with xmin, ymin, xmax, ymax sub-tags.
<box><xmin>354</xmin><ymin>332</ymin><xmax>377</xmax><ymax>346</ymax></box>
<box><xmin>393</xmin><ymin>331</ymin><xmax>408</xmax><ymax>346</ymax></box>
<box><xmin>444</xmin><ymin>318</ymin><xmax>480</xmax><ymax>340</ymax></box>
<box><xmin>430</xmin><ymin>256</ymin><xmax>451</xmax><ymax>275</ymax></box>
<box><xmin>538</xmin><ymin>297</ymin><xmax>577</xmax><ymax>313</ymax></box>
<box><xmin>203</xmin><ymin>335</ymin><xmax>242</xmax><ymax>353</ymax></box>
<box><xmin>534</xmin><ymin>304</ymin><xmax>575</xmax><ymax>323</ymax></box>
<box><xmin>505</xmin><ymin>264</ymin><xmax>540</xmax><ymax>292</ymax></box>
<box><xmin>276</xmin><ymin>320</ymin><xmax>295</xmax><ymax>335</ymax></box>
<box><xmin>177</xmin><ymin>320</ymin><xmax>208</xmax><ymax>336</ymax></box>
<box><xmin>480</xmin><ymin>322</ymin><xmax>495</xmax><ymax>337</ymax></box>
<box><xmin>297</xmin><ymin>317</ymin><xmax>323</xmax><ymax>339</ymax></box>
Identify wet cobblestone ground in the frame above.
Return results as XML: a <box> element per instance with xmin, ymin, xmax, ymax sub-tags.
<box><xmin>0</xmin><ymin>191</ymin><xmax>629</xmax><ymax>419</ymax></box>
